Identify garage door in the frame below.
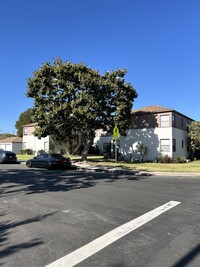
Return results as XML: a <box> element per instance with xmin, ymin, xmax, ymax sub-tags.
<box><xmin>0</xmin><ymin>144</ymin><xmax>12</xmax><ymax>151</ymax></box>
<box><xmin>0</xmin><ymin>144</ymin><xmax>6</xmax><ymax>150</ymax></box>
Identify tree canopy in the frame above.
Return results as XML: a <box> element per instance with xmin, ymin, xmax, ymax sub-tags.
<box><xmin>15</xmin><ymin>108</ymin><xmax>34</xmax><ymax>137</ymax></box>
<box><xmin>0</xmin><ymin>133</ymin><xmax>16</xmax><ymax>140</ymax></box>
<box><xmin>26</xmin><ymin>59</ymin><xmax>138</xmax><ymax>160</ymax></box>
<box><xmin>188</xmin><ymin>121</ymin><xmax>200</xmax><ymax>151</ymax></box>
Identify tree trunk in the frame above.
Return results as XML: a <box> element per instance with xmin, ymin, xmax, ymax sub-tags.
<box><xmin>80</xmin><ymin>132</ymin><xmax>92</xmax><ymax>161</ymax></box>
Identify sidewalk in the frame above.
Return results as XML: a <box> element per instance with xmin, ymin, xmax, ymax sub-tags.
<box><xmin>72</xmin><ymin>162</ymin><xmax>200</xmax><ymax>177</ymax></box>
<box><xmin>19</xmin><ymin>160</ymin><xmax>200</xmax><ymax>177</ymax></box>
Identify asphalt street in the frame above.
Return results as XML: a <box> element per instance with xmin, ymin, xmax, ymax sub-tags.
<box><xmin>0</xmin><ymin>164</ymin><xmax>200</xmax><ymax>267</ymax></box>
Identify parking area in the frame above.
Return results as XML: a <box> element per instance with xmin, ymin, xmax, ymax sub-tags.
<box><xmin>0</xmin><ymin>164</ymin><xmax>200</xmax><ymax>266</ymax></box>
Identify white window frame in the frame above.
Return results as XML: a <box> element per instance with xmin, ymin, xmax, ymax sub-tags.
<box><xmin>23</xmin><ymin>128</ymin><xmax>28</xmax><ymax>135</ymax></box>
<box><xmin>160</xmin><ymin>115</ymin><xmax>170</xmax><ymax>127</ymax></box>
<box><xmin>160</xmin><ymin>139</ymin><xmax>170</xmax><ymax>152</ymax></box>
<box><xmin>44</xmin><ymin>141</ymin><xmax>49</xmax><ymax>152</ymax></box>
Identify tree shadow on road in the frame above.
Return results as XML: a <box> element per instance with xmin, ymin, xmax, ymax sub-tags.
<box><xmin>0</xmin><ymin>211</ymin><xmax>55</xmax><ymax>264</ymax></box>
<box><xmin>0</xmin><ymin>167</ymin><xmax>152</xmax><ymax>197</ymax></box>
<box><xmin>0</xmin><ymin>166</ymin><xmax>152</xmax><ymax>263</ymax></box>
<box><xmin>171</xmin><ymin>243</ymin><xmax>200</xmax><ymax>267</ymax></box>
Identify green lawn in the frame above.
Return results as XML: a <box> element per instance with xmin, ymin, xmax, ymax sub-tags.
<box><xmin>17</xmin><ymin>154</ymin><xmax>200</xmax><ymax>173</ymax></box>
<box><xmin>17</xmin><ymin>154</ymin><xmax>34</xmax><ymax>161</ymax></box>
<box><xmin>86</xmin><ymin>159</ymin><xmax>200</xmax><ymax>173</ymax></box>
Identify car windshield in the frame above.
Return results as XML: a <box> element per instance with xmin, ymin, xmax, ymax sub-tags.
<box><xmin>50</xmin><ymin>154</ymin><xmax>65</xmax><ymax>159</ymax></box>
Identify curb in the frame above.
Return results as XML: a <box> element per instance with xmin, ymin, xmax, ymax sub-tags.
<box><xmin>74</xmin><ymin>164</ymin><xmax>200</xmax><ymax>177</ymax></box>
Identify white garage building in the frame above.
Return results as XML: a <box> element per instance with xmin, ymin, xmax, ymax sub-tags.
<box><xmin>0</xmin><ymin>137</ymin><xmax>23</xmax><ymax>154</ymax></box>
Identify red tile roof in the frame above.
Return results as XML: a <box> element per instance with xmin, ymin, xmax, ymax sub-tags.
<box><xmin>132</xmin><ymin>105</ymin><xmax>194</xmax><ymax>120</ymax></box>
<box><xmin>132</xmin><ymin>105</ymin><xmax>173</xmax><ymax>114</ymax></box>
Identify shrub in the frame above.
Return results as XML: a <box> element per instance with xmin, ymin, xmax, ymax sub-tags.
<box><xmin>155</xmin><ymin>155</ymin><xmax>173</xmax><ymax>163</ymax></box>
<box><xmin>20</xmin><ymin>149</ymin><xmax>26</xmax><ymax>155</ymax></box>
<box><xmin>20</xmin><ymin>149</ymin><xmax>34</xmax><ymax>155</ymax></box>
<box><xmin>173</xmin><ymin>156</ymin><xmax>187</xmax><ymax>163</ymax></box>
<box><xmin>26</xmin><ymin>148</ymin><xmax>34</xmax><ymax>155</ymax></box>
<box><xmin>155</xmin><ymin>155</ymin><xmax>188</xmax><ymax>163</ymax></box>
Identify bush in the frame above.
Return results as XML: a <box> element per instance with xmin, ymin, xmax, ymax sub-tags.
<box><xmin>173</xmin><ymin>156</ymin><xmax>187</xmax><ymax>163</ymax></box>
<box><xmin>26</xmin><ymin>149</ymin><xmax>34</xmax><ymax>155</ymax></box>
<box><xmin>20</xmin><ymin>149</ymin><xmax>26</xmax><ymax>155</ymax></box>
<box><xmin>155</xmin><ymin>155</ymin><xmax>187</xmax><ymax>163</ymax></box>
<box><xmin>20</xmin><ymin>149</ymin><xmax>34</xmax><ymax>155</ymax></box>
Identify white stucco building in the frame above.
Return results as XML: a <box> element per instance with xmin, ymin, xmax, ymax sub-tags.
<box><xmin>22</xmin><ymin>123</ymin><xmax>49</xmax><ymax>154</ymax></box>
<box><xmin>0</xmin><ymin>137</ymin><xmax>23</xmax><ymax>154</ymax></box>
<box><xmin>94</xmin><ymin>106</ymin><xmax>193</xmax><ymax>161</ymax></box>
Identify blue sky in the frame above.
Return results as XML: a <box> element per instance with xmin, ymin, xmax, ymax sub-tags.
<box><xmin>1</xmin><ymin>0</ymin><xmax>200</xmax><ymax>134</ymax></box>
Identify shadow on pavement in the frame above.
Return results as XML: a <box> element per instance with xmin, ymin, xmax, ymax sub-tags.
<box><xmin>171</xmin><ymin>243</ymin><xmax>200</xmax><ymax>267</ymax></box>
<box><xmin>0</xmin><ymin>166</ymin><xmax>151</xmax><ymax>261</ymax></box>
<box><xmin>0</xmin><ymin>211</ymin><xmax>55</xmax><ymax>263</ymax></box>
<box><xmin>0</xmin><ymin>167</ymin><xmax>152</xmax><ymax>197</ymax></box>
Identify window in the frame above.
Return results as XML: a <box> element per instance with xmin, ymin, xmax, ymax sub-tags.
<box><xmin>23</xmin><ymin>128</ymin><xmax>27</xmax><ymax>135</ymax></box>
<box><xmin>160</xmin><ymin>115</ymin><xmax>170</xmax><ymax>127</ymax></box>
<box><xmin>44</xmin><ymin>141</ymin><xmax>48</xmax><ymax>151</ymax></box>
<box><xmin>186</xmin><ymin>121</ymin><xmax>190</xmax><ymax>130</ymax></box>
<box><xmin>160</xmin><ymin>139</ymin><xmax>170</xmax><ymax>152</ymax></box>
<box><xmin>172</xmin><ymin>115</ymin><xmax>176</xmax><ymax>127</ymax></box>
<box><xmin>181</xmin><ymin>118</ymin><xmax>184</xmax><ymax>127</ymax></box>
<box><xmin>173</xmin><ymin>139</ymin><xmax>176</xmax><ymax>152</ymax></box>
<box><xmin>182</xmin><ymin>140</ymin><xmax>184</xmax><ymax>148</ymax></box>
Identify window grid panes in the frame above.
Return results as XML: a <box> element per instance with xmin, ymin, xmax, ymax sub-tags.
<box><xmin>160</xmin><ymin>115</ymin><xmax>170</xmax><ymax>127</ymax></box>
<box><xmin>160</xmin><ymin>139</ymin><xmax>170</xmax><ymax>152</ymax></box>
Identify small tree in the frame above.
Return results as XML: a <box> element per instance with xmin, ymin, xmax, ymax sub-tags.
<box><xmin>136</xmin><ymin>143</ymin><xmax>148</xmax><ymax>162</ymax></box>
<box><xmin>188</xmin><ymin>121</ymin><xmax>200</xmax><ymax>159</ymax></box>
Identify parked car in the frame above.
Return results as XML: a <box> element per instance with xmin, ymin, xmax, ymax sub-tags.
<box><xmin>26</xmin><ymin>153</ymin><xmax>71</xmax><ymax>169</ymax></box>
<box><xmin>0</xmin><ymin>150</ymin><xmax>17</xmax><ymax>163</ymax></box>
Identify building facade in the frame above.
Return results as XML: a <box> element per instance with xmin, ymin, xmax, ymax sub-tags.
<box><xmin>94</xmin><ymin>106</ymin><xmax>193</xmax><ymax>161</ymax></box>
<box><xmin>22</xmin><ymin>123</ymin><xmax>49</xmax><ymax>154</ymax></box>
<box><xmin>0</xmin><ymin>137</ymin><xmax>22</xmax><ymax>154</ymax></box>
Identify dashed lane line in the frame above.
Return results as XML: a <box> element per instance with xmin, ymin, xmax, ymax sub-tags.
<box><xmin>46</xmin><ymin>200</ymin><xmax>181</xmax><ymax>267</ymax></box>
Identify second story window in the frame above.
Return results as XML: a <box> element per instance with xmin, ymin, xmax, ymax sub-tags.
<box><xmin>23</xmin><ymin>128</ymin><xmax>27</xmax><ymax>135</ymax></box>
<box><xmin>160</xmin><ymin>115</ymin><xmax>170</xmax><ymax>127</ymax></box>
<box><xmin>181</xmin><ymin>118</ymin><xmax>184</xmax><ymax>127</ymax></box>
<box><xmin>172</xmin><ymin>115</ymin><xmax>176</xmax><ymax>127</ymax></box>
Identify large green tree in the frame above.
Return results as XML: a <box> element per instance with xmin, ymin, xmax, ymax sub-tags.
<box><xmin>188</xmin><ymin>121</ymin><xmax>200</xmax><ymax>151</ymax></box>
<box><xmin>26</xmin><ymin>59</ymin><xmax>138</xmax><ymax>160</ymax></box>
<box><xmin>15</xmin><ymin>108</ymin><xmax>34</xmax><ymax>136</ymax></box>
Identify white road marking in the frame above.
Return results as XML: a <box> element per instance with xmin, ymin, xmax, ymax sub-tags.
<box><xmin>46</xmin><ymin>201</ymin><xmax>180</xmax><ymax>267</ymax></box>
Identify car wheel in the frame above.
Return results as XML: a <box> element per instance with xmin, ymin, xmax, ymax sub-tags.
<box><xmin>26</xmin><ymin>161</ymin><xmax>32</xmax><ymax>168</ymax></box>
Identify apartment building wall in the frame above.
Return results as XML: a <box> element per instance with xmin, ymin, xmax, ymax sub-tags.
<box><xmin>23</xmin><ymin>124</ymin><xmax>49</xmax><ymax>154</ymax></box>
<box><xmin>94</xmin><ymin>107</ymin><xmax>193</xmax><ymax>161</ymax></box>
